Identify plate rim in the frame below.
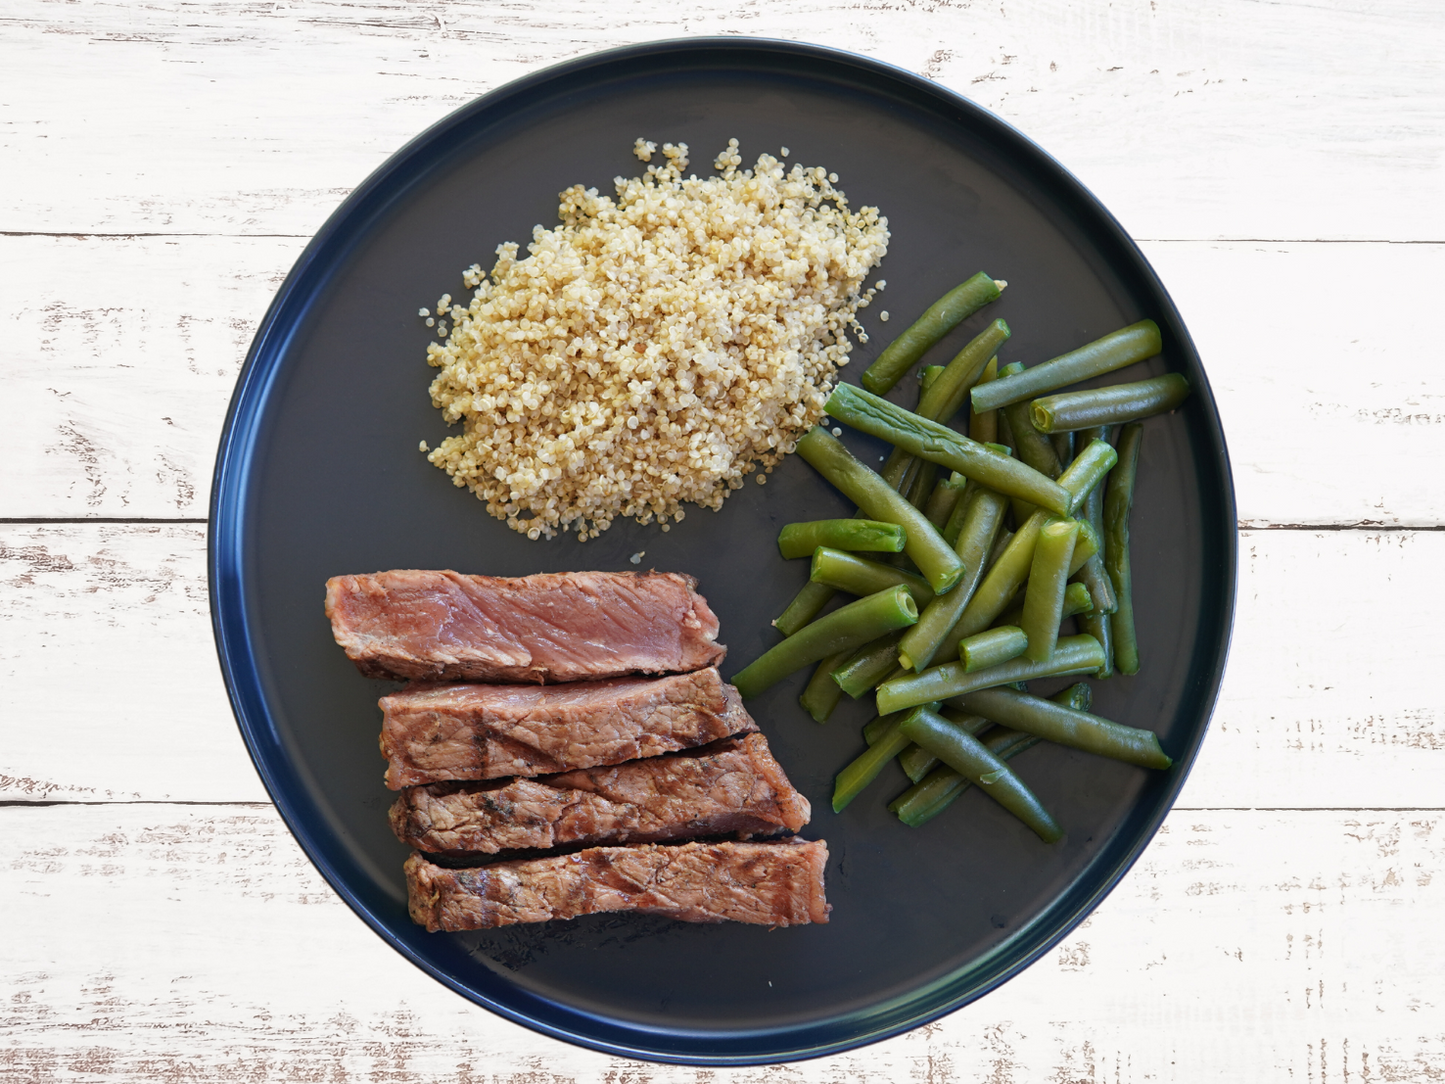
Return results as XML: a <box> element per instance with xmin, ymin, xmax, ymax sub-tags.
<box><xmin>208</xmin><ymin>34</ymin><xmax>1238</xmax><ymax>1066</ymax></box>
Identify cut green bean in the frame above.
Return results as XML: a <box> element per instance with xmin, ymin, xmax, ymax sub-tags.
<box><xmin>1071</xmin><ymin>426</ymin><xmax>1118</xmax><ymax>616</ymax></box>
<box><xmin>961</xmin><ymin>625</ymin><xmax>1029</xmax><ymax>671</ymax></box>
<box><xmin>969</xmin><ymin>357</ymin><xmax>1000</xmax><ymax>445</ymax></box>
<box><xmin>897</xmin><ymin>487</ymin><xmax>1009</xmax><ymax>672</ymax></box>
<box><xmin>777</xmin><ymin>519</ymin><xmax>906</xmax><ymax>559</ymax></box>
<box><xmin>1079</xmin><ymin>609</ymin><xmax>1115</xmax><ymax>679</ymax></box>
<box><xmin>1022</xmin><ymin>518</ymin><xmax>1079</xmax><ymax>663</ymax></box>
<box><xmin>915</xmin><ymin>319</ymin><xmax>1012</xmax><ymax>423</ymax></box>
<box><xmin>924</xmin><ymin>473</ymin><xmax>969</xmax><ymax>530</ymax></box>
<box><xmin>906</xmin><ymin>460</ymin><xmax>939</xmax><ymax>510</ymax></box>
<box><xmin>1050</xmin><ymin>430</ymin><xmax>1075</xmax><ymax>467</ymax></box>
<box><xmin>799</xmin><ymin>649</ymin><xmax>851</xmax><ymax>722</ymax></box>
<box><xmin>825</xmin><ymin>385</ymin><xmax>1072</xmax><ymax>516</ymax></box>
<box><xmin>920</xmin><ymin>364</ymin><xmax>945</xmax><ymax>390</ymax></box>
<box><xmin>860</xmin><ymin>273</ymin><xmax>1006</xmax><ymax>395</ymax></box>
<box><xmin>898</xmin><ymin>742</ymin><xmax>939</xmax><ymax>784</ymax></box>
<box><xmin>772</xmin><ymin>580</ymin><xmax>836</xmax><ymax>637</ymax></box>
<box><xmin>1057</xmin><ymin>438</ymin><xmax>1119</xmax><ymax>515</ymax></box>
<box><xmin>832</xmin><ymin>629</ymin><xmax>908</xmax><ymax>699</ymax></box>
<box><xmin>1031</xmin><ymin>373</ymin><xmax>1190</xmax><ymax>433</ymax></box>
<box><xmin>970</xmin><ymin>319</ymin><xmax>1163</xmax><ymax>413</ymax></box>
<box><xmin>877</xmin><ymin>633</ymin><xmax>1105</xmax><ymax>715</ymax></box>
<box><xmin>956</xmin><ymin>686</ymin><xmax>1171</xmax><ymax>769</ymax></box>
<box><xmin>1002</xmin><ymin>395</ymin><xmax>1063</xmax><ymax>480</ymax></box>
<box><xmin>899</xmin><ymin>708</ymin><xmax>1063</xmax><ymax>842</ymax></box>
<box><xmin>796</xmin><ymin>427</ymin><xmax>965</xmax><ymax>594</ymax></box>
<box><xmin>1105</xmin><ymin>423</ymin><xmax>1144</xmax><ymax>675</ymax></box>
<box><xmin>997</xmin><ymin>580</ymin><xmax>1093</xmax><ymax>629</ymax></box>
<box><xmin>733</xmin><ymin>585</ymin><xmax>919</xmax><ymax>699</ymax></box>
<box><xmin>890</xmin><ymin>685</ymin><xmax>1089</xmax><ymax>825</ymax></box>
<box><xmin>832</xmin><ymin>712</ymin><xmax>911</xmax><ymax>812</ymax></box>
<box><xmin>811</xmin><ymin>547</ymin><xmax>935</xmax><ymax>607</ymax></box>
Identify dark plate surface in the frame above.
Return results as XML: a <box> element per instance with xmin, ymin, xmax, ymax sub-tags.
<box><xmin>209</xmin><ymin>39</ymin><xmax>1235</xmax><ymax>1066</ymax></box>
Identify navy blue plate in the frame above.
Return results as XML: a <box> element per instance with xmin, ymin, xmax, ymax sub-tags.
<box><xmin>210</xmin><ymin>38</ymin><xmax>1235</xmax><ymax>1066</ymax></box>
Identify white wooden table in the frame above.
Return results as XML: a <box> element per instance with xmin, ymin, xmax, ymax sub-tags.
<box><xmin>5</xmin><ymin>2</ymin><xmax>1444</xmax><ymax>1079</ymax></box>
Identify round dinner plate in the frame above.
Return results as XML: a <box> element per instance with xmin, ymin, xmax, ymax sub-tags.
<box><xmin>209</xmin><ymin>38</ymin><xmax>1236</xmax><ymax>1066</ymax></box>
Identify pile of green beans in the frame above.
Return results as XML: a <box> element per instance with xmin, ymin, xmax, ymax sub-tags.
<box><xmin>729</xmin><ymin>278</ymin><xmax>1195</xmax><ymax>844</ymax></box>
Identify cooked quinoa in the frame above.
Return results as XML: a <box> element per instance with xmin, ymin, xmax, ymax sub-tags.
<box><xmin>423</xmin><ymin>138</ymin><xmax>889</xmax><ymax>541</ymax></box>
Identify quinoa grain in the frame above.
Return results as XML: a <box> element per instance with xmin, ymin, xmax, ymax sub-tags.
<box><xmin>423</xmin><ymin>139</ymin><xmax>889</xmax><ymax>539</ymax></box>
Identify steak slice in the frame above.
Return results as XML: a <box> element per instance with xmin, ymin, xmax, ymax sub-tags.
<box><xmin>404</xmin><ymin>839</ymin><xmax>831</xmax><ymax>930</ymax></box>
<box><xmin>378</xmin><ymin>667</ymin><xmax>756</xmax><ymax>789</ymax></box>
<box><xmin>389</xmin><ymin>733</ymin><xmax>811</xmax><ymax>855</ymax></box>
<box><xmin>325</xmin><ymin>569</ymin><xmax>725</xmax><ymax>683</ymax></box>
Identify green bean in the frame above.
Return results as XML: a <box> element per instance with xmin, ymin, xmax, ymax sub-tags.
<box><xmin>924</xmin><ymin>473</ymin><xmax>969</xmax><ymax>530</ymax></box>
<box><xmin>832</xmin><ymin>712</ymin><xmax>911</xmax><ymax>812</ymax></box>
<box><xmin>970</xmin><ymin>319</ymin><xmax>1163</xmax><ymax>413</ymax></box>
<box><xmin>796</xmin><ymin>427</ymin><xmax>965</xmax><ymax>594</ymax></box>
<box><xmin>915</xmin><ymin>319</ymin><xmax>1012</xmax><ymax>423</ymax></box>
<box><xmin>810</xmin><ymin>547</ymin><xmax>934</xmax><ymax>607</ymax></box>
<box><xmin>920</xmin><ymin>364</ymin><xmax>945</xmax><ymax>391</ymax></box>
<box><xmin>733</xmin><ymin>585</ymin><xmax>919</xmax><ymax>699</ymax></box>
<box><xmin>899</xmin><ymin>708</ymin><xmax>1063</xmax><ymax>842</ymax></box>
<box><xmin>1105</xmin><ymin>422</ymin><xmax>1144</xmax><ymax>675</ymax></box>
<box><xmin>1050</xmin><ymin>430</ymin><xmax>1075</xmax><ymax>467</ymax></box>
<box><xmin>906</xmin><ymin>459</ymin><xmax>939</xmax><ymax>510</ymax></box>
<box><xmin>860</xmin><ymin>273</ymin><xmax>1006</xmax><ymax>395</ymax></box>
<box><xmin>941</xmin><ymin>439</ymin><xmax>1113</xmax><ymax>644</ymax></box>
<box><xmin>926</xmin><ymin>524</ymin><xmax>1015</xmax><ymax>669</ymax></box>
<box><xmin>1001</xmin><ymin>396</ymin><xmax>1062</xmax><ymax>480</ymax></box>
<box><xmin>969</xmin><ymin>357</ymin><xmax>1000</xmax><ymax>445</ymax></box>
<box><xmin>1071</xmin><ymin>427</ymin><xmax>1118</xmax><ymax>616</ymax></box>
<box><xmin>876</xmin><ymin>633</ymin><xmax>1104</xmax><ymax>714</ymax></box>
<box><xmin>1031</xmin><ymin>373</ymin><xmax>1190</xmax><ymax>433</ymax></box>
<box><xmin>956</xmin><ymin>686</ymin><xmax>1170</xmax><ymax>769</ymax></box>
<box><xmin>1079</xmin><ymin>610</ymin><xmax>1114</xmax><ymax>679</ymax></box>
<box><xmin>898</xmin><ymin>742</ymin><xmax>939</xmax><ymax>784</ymax></box>
<box><xmin>832</xmin><ymin>629</ymin><xmax>908</xmax><ymax>699</ymax></box>
<box><xmin>1069</xmin><ymin>519</ymin><xmax>1099</xmax><ymax>573</ymax></box>
<box><xmin>889</xmin><ymin>685</ymin><xmax>1089</xmax><ymax>825</ymax></box>
<box><xmin>777</xmin><ymin>519</ymin><xmax>906</xmax><ymax>559</ymax></box>
<box><xmin>824</xmin><ymin>385</ymin><xmax>1072</xmax><ymax>516</ymax></box>
<box><xmin>772</xmin><ymin>580</ymin><xmax>836</xmax><ymax>637</ymax></box>
<box><xmin>897</xmin><ymin>486</ymin><xmax>1009</xmax><ymax>672</ymax></box>
<box><xmin>997</xmin><ymin>580</ymin><xmax>1093</xmax><ymax>629</ymax></box>
<box><xmin>1057</xmin><ymin>438</ymin><xmax>1119</xmax><ymax>515</ymax></box>
<box><xmin>1022</xmin><ymin>518</ymin><xmax>1079</xmax><ymax>662</ymax></box>
<box><xmin>861</xmin><ymin>712</ymin><xmax>894</xmax><ymax>746</ymax></box>
<box><xmin>798</xmin><ymin>649</ymin><xmax>850</xmax><ymax>722</ymax></box>
<box><xmin>960</xmin><ymin>625</ymin><xmax>1029</xmax><ymax>671</ymax></box>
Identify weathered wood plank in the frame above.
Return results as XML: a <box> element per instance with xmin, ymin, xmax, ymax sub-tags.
<box><xmin>3</xmin><ymin>235</ymin><xmax>1441</xmax><ymax>524</ymax></box>
<box><xmin>3</xmin><ymin>802</ymin><xmax>1443</xmax><ymax>1082</ymax></box>
<box><xmin>2</xmin><ymin>0</ymin><xmax>1442</xmax><ymax>240</ymax></box>
<box><xmin>5</xmin><ymin>522</ymin><xmax>1445</xmax><ymax>808</ymax></box>
<box><xmin>0</xmin><ymin>524</ymin><xmax>267</xmax><ymax>803</ymax></box>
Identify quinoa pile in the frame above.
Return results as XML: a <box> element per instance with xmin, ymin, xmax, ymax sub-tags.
<box><xmin>421</xmin><ymin>138</ymin><xmax>890</xmax><ymax>541</ymax></box>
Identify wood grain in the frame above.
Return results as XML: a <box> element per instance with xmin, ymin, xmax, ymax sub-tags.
<box><xmin>3</xmin><ymin>0</ymin><xmax>1442</xmax><ymax>241</ymax></box>
<box><xmin>6</xmin><ymin>522</ymin><xmax>1445</xmax><ymax>809</ymax></box>
<box><xmin>4</xmin><ymin>235</ymin><xmax>1442</xmax><ymax>524</ymax></box>
<box><xmin>4</xmin><ymin>802</ymin><xmax>1443</xmax><ymax>1082</ymax></box>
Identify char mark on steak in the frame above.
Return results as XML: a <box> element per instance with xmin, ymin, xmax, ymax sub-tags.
<box><xmin>405</xmin><ymin>839</ymin><xmax>831</xmax><ymax>930</ymax></box>
<box><xmin>389</xmin><ymin>732</ymin><xmax>811</xmax><ymax>855</ymax></box>
<box><xmin>378</xmin><ymin>666</ymin><xmax>756</xmax><ymax>789</ymax></box>
<box><xmin>326</xmin><ymin>569</ymin><xmax>725</xmax><ymax>683</ymax></box>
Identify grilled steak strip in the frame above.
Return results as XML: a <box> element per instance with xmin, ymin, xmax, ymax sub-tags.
<box><xmin>405</xmin><ymin>839</ymin><xmax>831</xmax><ymax>930</ymax></box>
<box><xmin>326</xmin><ymin>569</ymin><xmax>725</xmax><ymax>683</ymax></box>
<box><xmin>378</xmin><ymin>667</ymin><xmax>756</xmax><ymax>789</ymax></box>
<box><xmin>389</xmin><ymin>732</ymin><xmax>811</xmax><ymax>855</ymax></box>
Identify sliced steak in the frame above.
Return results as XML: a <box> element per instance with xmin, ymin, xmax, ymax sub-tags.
<box><xmin>405</xmin><ymin>839</ymin><xmax>831</xmax><ymax>930</ymax></box>
<box><xmin>378</xmin><ymin>667</ymin><xmax>756</xmax><ymax>789</ymax></box>
<box><xmin>325</xmin><ymin>569</ymin><xmax>725</xmax><ymax>683</ymax></box>
<box><xmin>389</xmin><ymin>732</ymin><xmax>811</xmax><ymax>855</ymax></box>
